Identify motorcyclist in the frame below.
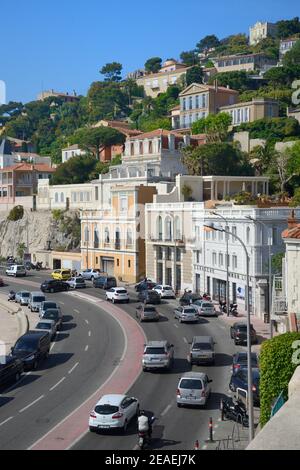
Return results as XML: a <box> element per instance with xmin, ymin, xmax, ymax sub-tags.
<box><xmin>138</xmin><ymin>410</ymin><xmax>152</xmax><ymax>439</ymax></box>
<box><xmin>8</xmin><ymin>290</ymin><xmax>16</xmax><ymax>301</ymax></box>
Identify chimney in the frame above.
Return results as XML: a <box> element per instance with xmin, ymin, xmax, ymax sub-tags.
<box><xmin>288</xmin><ymin>209</ymin><xmax>298</xmax><ymax>229</ymax></box>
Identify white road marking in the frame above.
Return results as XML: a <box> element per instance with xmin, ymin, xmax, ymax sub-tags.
<box><xmin>0</xmin><ymin>417</ymin><xmax>13</xmax><ymax>427</ymax></box>
<box><xmin>183</xmin><ymin>337</ymin><xmax>188</xmax><ymax>344</ymax></box>
<box><xmin>74</xmin><ymin>309</ymin><xmax>80</xmax><ymax>314</ymax></box>
<box><xmin>59</xmin><ymin>301</ymin><xmax>65</xmax><ymax>305</ymax></box>
<box><xmin>202</xmin><ymin>444</ymin><xmax>208</xmax><ymax>449</ymax></box>
<box><xmin>68</xmin><ymin>362</ymin><xmax>79</xmax><ymax>374</ymax></box>
<box><xmin>19</xmin><ymin>395</ymin><xmax>44</xmax><ymax>413</ymax></box>
<box><xmin>161</xmin><ymin>404</ymin><xmax>172</xmax><ymax>417</ymax></box>
<box><xmin>132</xmin><ymin>444</ymin><xmax>139</xmax><ymax>450</ymax></box>
<box><xmin>88</xmin><ymin>331</ymin><xmax>91</xmax><ymax>337</ymax></box>
<box><xmin>217</xmin><ymin>418</ymin><xmax>222</xmax><ymax>422</ymax></box>
<box><xmin>214</xmin><ymin>424</ymin><xmax>219</xmax><ymax>429</ymax></box>
<box><xmin>85</xmin><ymin>319</ymin><xmax>89</xmax><ymax>325</ymax></box>
<box><xmin>85</xmin><ymin>345</ymin><xmax>89</xmax><ymax>352</ymax></box>
<box><xmin>49</xmin><ymin>377</ymin><xmax>66</xmax><ymax>391</ymax></box>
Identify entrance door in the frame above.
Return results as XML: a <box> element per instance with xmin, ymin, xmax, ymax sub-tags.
<box><xmin>166</xmin><ymin>268</ymin><xmax>172</xmax><ymax>287</ymax></box>
<box><xmin>102</xmin><ymin>258</ymin><xmax>114</xmax><ymax>275</ymax></box>
<box><xmin>195</xmin><ymin>274</ymin><xmax>201</xmax><ymax>293</ymax></box>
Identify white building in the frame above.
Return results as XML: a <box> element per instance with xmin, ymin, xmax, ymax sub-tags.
<box><xmin>279</xmin><ymin>37</ymin><xmax>299</xmax><ymax>60</ymax></box>
<box><xmin>249</xmin><ymin>21</ymin><xmax>278</xmax><ymax>45</ymax></box>
<box><xmin>61</xmin><ymin>144</ymin><xmax>85</xmax><ymax>163</ymax></box>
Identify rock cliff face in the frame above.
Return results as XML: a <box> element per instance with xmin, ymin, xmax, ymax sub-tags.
<box><xmin>0</xmin><ymin>210</ymin><xmax>80</xmax><ymax>258</ymax></box>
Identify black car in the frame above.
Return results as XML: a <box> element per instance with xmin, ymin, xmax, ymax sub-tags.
<box><xmin>232</xmin><ymin>352</ymin><xmax>258</xmax><ymax>375</ymax></box>
<box><xmin>138</xmin><ymin>289</ymin><xmax>161</xmax><ymax>304</ymax></box>
<box><xmin>11</xmin><ymin>331</ymin><xmax>51</xmax><ymax>370</ymax></box>
<box><xmin>229</xmin><ymin>367</ymin><xmax>260</xmax><ymax>404</ymax></box>
<box><xmin>230</xmin><ymin>322</ymin><xmax>258</xmax><ymax>345</ymax></box>
<box><xmin>40</xmin><ymin>279</ymin><xmax>70</xmax><ymax>293</ymax></box>
<box><xmin>135</xmin><ymin>280</ymin><xmax>157</xmax><ymax>292</ymax></box>
<box><xmin>0</xmin><ymin>356</ymin><xmax>24</xmax><ymax>387</ymax></box>
<box><xmin>179</xmin><ymin>292</ymin><xmax>201</xmax><ymax>306</ymax></box>
<box><xmin>93</xmin><ymin>276</ymin><xmax>117</xmax><ymax>290</ymax></box>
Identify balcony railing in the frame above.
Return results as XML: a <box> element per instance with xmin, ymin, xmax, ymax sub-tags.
<box><xmin>272</xmin><ymin>276</ymin><xmax>287</xmax><ymax>317</ymax></box>
<box><xmin>115</xmin><ymin>241</ymin><xmax>121</xmax><ymax>250</ymax></box>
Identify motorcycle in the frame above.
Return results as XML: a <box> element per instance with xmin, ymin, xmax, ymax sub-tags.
<box><xmin>36</xmin><ymin>262</ymin><xmax>43</xmax><ymax>271</ymax></box>
<box><xmin>138</xmin><ymin>416</ymin><xmax>155</xmax><ymax>450</ymax></box>
<box><xmin>221</xmin><ymin>397</ymin><xmax>249</xmax><ymax>427</ymax></box>
<box><xmin>202</xmin><ymin>293</ymin><xmax>211</xmax><ymax>301</ymax></box>
<box><xmin>219</xmin><ymin>300</ymin><xmax>227</xmax><ymax>313</ymax></box>
<box><xmin>230</xmin><ymin>303</ymin><xmax>238</xmax><ymax>316</ymax></box>
<box><xmin>8</xmin><ymin>290</ymin><xmax>16</xmax><ymax>301</ymax></box>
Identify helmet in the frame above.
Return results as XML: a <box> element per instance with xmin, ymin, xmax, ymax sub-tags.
<box><xmin>139</xmin><ymin>410</ymin><xmax>145</xmax><ymax>416</ymax></box>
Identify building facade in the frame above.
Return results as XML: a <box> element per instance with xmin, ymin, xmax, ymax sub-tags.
<box><xmin>37</xmin><ymin>90</ymin><xmax>79</xmax><ymax>102</ymax></box>
<box><xmin>62</xmin><ymin>144</ymin><xmax>86</xmax><ymax>163</ymax></box>
<box><xmin>136</xmin><ymin>60</ymin><xmax>189</xmax><ymax>98</ymax></box>
<box><xmin>212</xmin><ymin>53</ymin><xmax>277</xmax><ymax>73</ymax></box>
<box><xmin>249</xmin><ymin>21</ymin><xmax>278</xmax><ymax>45</ymax></box>
<box><xmin>279</xmin><ymin>37</ymin><xmax>299</xmax><ymax>60</ymax></box>
<box><xmin>220</xmin><ymin>98</ymin><xmax>279</xmax><ymax>126</ymax></box>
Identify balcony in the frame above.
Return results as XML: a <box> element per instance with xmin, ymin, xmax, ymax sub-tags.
<box><xmin>271</xmin><ymin>276</ymin><xmax>287</xmax><ymax>317</ymax></box>
<box><xmin>115</xmin><ymin>241</ymin><xmax>121</xmax><ymax>250</ymax></box>
<box><xmin>149</xmin><ymin>236</ymin><xmax>186</xmax><ymax>246</ymax></box>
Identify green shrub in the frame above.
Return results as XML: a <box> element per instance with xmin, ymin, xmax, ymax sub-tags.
<box><xmin>7</xmin><ymin>205</ymin><xmax>24</xmax><ymax>221</ymax></box>
<box><xmin>52</xmin><ymin>209</ymin><xmax>64</xmax><ymax>221</ymax></box>
<box><xmin>260</xmin><ymin>332</ymin><xmax>300</xmax><ymax>426</ymax></box>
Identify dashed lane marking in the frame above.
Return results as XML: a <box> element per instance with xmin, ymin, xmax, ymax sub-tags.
<box><xmin>0</xmin><ymin>417</ymin><xmax>13</xmax><ymax>427</ymax></box>
<box><xmin>85</xmin><ymin>345</ymin><xmax>89</xmax><ymax>352</ymax></box>
<box><xmin>68</xmin><ymin>362</ymin><xmax>79</xmax><ymax>374</ymax></box>
<box><xmin>59</xmin><ymin>301</ymin><xmax>65</xmax><ymax>305</ymax></box>
<box><xmin>161</xmin><ymin>404</ymin><xmax>172</xmax><ymax>417</ymax></box>
<box><xmin>85</xmin><ymin>319</ymin><xmax>89</xmax><ymax>325</ymax></box>
<box><xmin>50</xmin><ymin>377</ymin><xmax>66</xmax><ymax>391</ymax></box>
<box><xmin>174</xmin><ymin>323</ymin><xmax>179</xmax><ymax>328</ymax></box>
<box><xmin>74</xmin><ymin>309</ymin><xmax>80</xmax><ymax>314</ymax></box>
<box><xmin>88</xmin><ymin>331</ymin><xmax>91</xmax><ymax>337</ymax></box>
<box><xmin>183</xmin><ymin>337</ymin><xmax>188</xmax><ymax>344</ymax></box>
<box><xmin>19</xmin><ymin>395</ymin><xmax>44</xmax><ymax>413</ymax></box>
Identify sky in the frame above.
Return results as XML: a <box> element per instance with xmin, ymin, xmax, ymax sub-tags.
<box><xmin>1</xmin><ymin>0</ymin><xmax>299</xmax><ymax>104</ymax></box>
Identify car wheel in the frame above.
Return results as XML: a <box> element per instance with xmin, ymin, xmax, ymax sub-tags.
<box><xmin>234</xmin><ymin>340</ymin><xmax>238</xmax><ymax>345</ymax></box>
<box><xmin>112</xmin><ymin>298</ymin><xmax>115</xmax><ymax>304</ymax></box>
<box><xmin>50</xmin><ymin>288</ymin><xmax>54</xmax><ymax>293</ymax></box>
<box><xmin>89</xmin><ymin>426</ymin><xmax>96</xmax><ymax>433</ymax></box>
<box><xmin>136</xmin><ymin>405</ymin><xmax>140</xmax><ymax>416</ymax></box>
<box><xmin>126</xmin><ymin>299</ymin><xmax>129</xmax><ymax>303</ymax></box>
<box><xmin>177</xmin><ymin>403</ymin><xmax>182</xmax><ymax>408</ymax></box>
<box><xmin>142</xmin><ymin>367</ymin><xmax>147</xmax><ymax>372</ymax></box>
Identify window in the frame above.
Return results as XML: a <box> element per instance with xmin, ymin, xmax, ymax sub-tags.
<box><xmin>166</xmin><ymin>247</ymin><xmax>172</xmax><ymax>260</ymax></box>
<box><xmin>139</xmin><ymin>142</ymin><xmax>144</xmax><ymax>154</ymax></box>
<box><xmin>84</xmin><ymin>226</ymin><xmax>89</xmax><ymax>243</ymax></box>
<box><xmin>94</xmin><ymin>226</ymin><xmax>99</xmax><ymax>248</ymax></box>
<box><xmin>128</xmin><ymin>260</ymin><xmax>131</xmax><ymax>268</ymax></box>
<box><xmin>232</xmin><ymin>255</ymin><xmax>237</xmax><ymax>269</ymax></box>
<box><xmin>157</xmin><ymin>216</ymin><xmax>163</xmax><ymax>240</ymax></box>
<box><xmin>189</xmin><ymin>96</ymin><xmax>193</xmax><ymax>110</ymax></box>
<box><xmin>115</xmin><ymin>228</ymin><xmax>121</xmax><ymax>249</ymax></box>
<box><xmin>182</xmin><ymin>98</ymin><xmax>186</xmax><ymax>111</ymax></box>
<box><xmin>126</xmin><ymin>228</ymin><xmax>133</xmax><ymax>246</ymax></box>
<box><xmin>117</xmin><ymin>259</ymin><xmax>120</xmax><ymax>267</ymax></box>
<box><xmin>157</xmin><ymin>247</ymin><xmax>163</xmax><ymax>260</ymax></box>
<box><xmin>201</xmin><ymin>94</ymin><xmax>206</xmax><ymax>108</ymax></box>
<box><xmin>212</xmin><ymin>230</ymin><xmax>216</xmax><ymax>240</ymax></box>
<box><xmin>165</xmin><ymin>217</ymin><xmax>172</xmax><ymax>241</ymax></box>
<box><xmin>219</xmin><ymin>253</ymin><xmax>223</xmax><ymax>266</ymax></box>
<box><xmin>96</xmin><ymin>257</ymin><xmax>99</xmax><ymax>264</ymax></box>
<box><xmin>120</xmin><ymin>195</ymin><xmax>127</xmax><ymax>212</ymax></box>
<box><xmin>232</xmin><ymin>226</ymin><xmax>237</xmax><ymax>242</ymax></box>
<box><xmin>174</xmin><ymin>216</ymin><xmax>181</xmax><ymax>240</ymax></box>
<box><xmin>55</xmin><ymin>192</ymin><xmax>59</xmax><ymax>203</ymax></box>
<box><xmin>195</xmin><ymin>95</ymin><xmax>199</xmax><ymax>108</ymax></box>
<box><xmin>212</xmin><ymin>252</ymin><xmax>217</xmax><ymax>265</ymax></box>
<box><xmin>95</xmin><ymin>186</ymin><xmax>99</xmax><ymax>201</ymax></box>
<box><xmin>149</xmin><ymin>141</ymin><xmax>153</xmax><ymax>153</ymax></box>
<box><xmin>176</xmin><ymin>248</ymin><xmax>181</xmax><ymax>262</ymax></box>
<box><xmin>246</xmin><ymin>226</ymin><xmax>250</xmax><ymax>244</ymax></box>
<box><xmin>104</xmin><ymin>227</ymin><xmax>110</xmax><ymax>244</ymax></box>
<box><xmin>130</xmin><ymin>143</ymin><xmax>134</xmax><ymax>156</ymax></box>
<box><xmin>196</xmin><ymin>251</ymin><xmax>200</xmax><ymax>264</ymax></box>
<box><xmin>218</xmin><ymin>230</ymin><xmax>223</xmax><ymax>241</ymax></box>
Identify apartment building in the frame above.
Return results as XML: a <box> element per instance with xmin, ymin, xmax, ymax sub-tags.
<box><xmin>220</xmin><ymin>98</ymin><xmax>279</xmax><ymax>126</ymax></box>
<box><xmin>176</xmin><ymin>83</ymin><xmax>238</xmax><ymax>130</ymax></box>
<box><xmin>279</xmin><ymin>37</ymin><xmax>299</xmax><ymax>60</ymax></box>
<box><xmin>211</xmin><ymin>53</ymin><xmax>277</xmax><ymax>74</ymax></box>
<box><xmin>136</xmin><ymin>60</ymin><xmax>189</xmax><ymax>98</ymax></box>
<box><xmin>62</xmin><ymin>144</ymin><xmax>86</xmax><ymax>163</ymax></box>
<box><xmin>37</xmin><ymin>90</ymin><xmax>79</xmax><ymax>102</ymax></box>
<box><xmin>0</xmin><ymin>138</ymin><xmax>51</xmax><ymax>169</ymax></box>
<box><xmin>249</xmin><ymin>21</ymin><xmax>278</xmax><ymax>45</ymax></box>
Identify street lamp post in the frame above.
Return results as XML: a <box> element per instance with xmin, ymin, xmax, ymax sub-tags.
<box><xmin>212</xmin><ymin>211</ymin><xmax>230</xmax><ymax>316</ymax></box>
<box><xmin>245</xmin><ymin>216</ymin><xmax>273</xmax><ymax>339</ymax></box>
<box><xmin>166</xmin><ymin>212</ymin><xmax>177</xmax><ymax>294</ymax></box>
<box><xmin>204</xmin><ymin>221</ymin><xmax>254</xmax><ymax>442</ymax></box>
<box><xmin>80</xmin><ymin>209</ymin><xmax>89</xmax><ymax>270</ymax></box>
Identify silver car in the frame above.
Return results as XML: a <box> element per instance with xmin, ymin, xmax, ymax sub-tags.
<box><xmin>177</xmin><ymin>372</ymin><xmax>212</xmax><ymax>407</ymax></box>
<box><xmin>79</xmin><ymin>269</ymin><xmax>101</xmax><ymax>281</ymax></box>
<box><xmin>28</xmin><ymin>292</ymin><xmax>46</xmax><ymax>312</ymax></box>
<box><xmin>174</xmin><ymin>306</ymin><xmax>198</xmax><ymax>323</ymax></box>
<box><xmin>34</xmin><ymin>319</ymin><xmax>57</xmax><ymax>341</ymax></box>
<box><xmin>142</xmin><ymin>340</ymin><xmax>174</xmax><ymax>371</ymax></box>
<box><xmin>15</xmin><ymin>291</ymin><xmax>31</xmax><ymax>306</ymax></box>
<box><xmin>192</xmin><ymin>300</ymin><xmax>216</xmax><ymax>317</ymax></box>
<box><xmin>188</xmin><ymin>336</ymin><xmax>215</xmax><ymax>365</ymax></box>
<box><xmin>39</xmin><ymin>301</ymin><xmax>61</xmax><ymax>318</ymax></box>
<box><xmin>66</xmin><ymin>277</ymin><xmax>86</xmax><ymax>289</ymax></box>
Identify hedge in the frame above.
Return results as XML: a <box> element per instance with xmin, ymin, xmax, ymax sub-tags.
<box><xmin>260</xmin><ymin>332</ymin><xmax>300</xmax><ymax>426</ymax></box>
<box><xmin>7</xmin><ymin>205</ymin><xmax>24</xmax><ymax>221</ymax></box>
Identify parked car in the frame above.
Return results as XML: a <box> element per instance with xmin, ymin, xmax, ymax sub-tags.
<box><xmin>89</xmin><ymin>394</ymin><xmax>140</xmax><ymax>433</ymax></box>
<box><xmin>174</xmin><ymin>305</ymin><xmax>198</xmax><ymax>323</ymax></box>
<box><xmin>188</xmin><ymin>336</ymin><xmax>215</xmax><ymax>365</ymax></box>
<box><xmin>66</xmin><ymin>277</ymin><xmax>87</xmax><ymax>289</ymax></box>
<box><xmin>28</xmin><ymin>292</ymin><xmax>46</xmax><ymax>312</ymax></box>
<box><xmin>192</xmin><ymin>300</ymin><xmax>217</xmax><ymax>317</ymax></box>
<box><xmin>5</xmin><ymin>265</ymin><xmax>26</xmax><ymax>277</ymax></box>
<box><xmin>105</xmin><ymin>287</ymin><xmax>129</xmax><ymax>304</ymax></box>
<box><xmin>51</xmin><ymin>269</ymin><xmax>72</xmax><ymax>281</ymax></box>
<box><xmin>229</xmin><ymin>367</ymin><xmax>260</xmax><ymax>404</ymax></box>
<box><xmin>135</xmin><ymin>279</ymin><xmax>157</xmax><ymax>292</ymax></box>
<box><xmin>79</xmin><ymin>269</ymin><xmax>102</xmax><ymax>281</ymax></box>
<box><xmin>230</xmin><ymin>322</ymin><xmax>258</xmax><ymax>345</ymax></box>
<box><xmin>0</xmin><ymin>356</ymin><xmax>24</xmax><ymax>387</ymax></box>
<box><xmin>0</xmin><ymin>277</ymin><xmax>4</xmax><ymax>287</ymax></box>
<box><xmin>40</xmin><ymin>308</ymin><xmax>62</xmax><ymax>331</ymax></box>
<box><xmin>153</xmin><ymin>285</ymin><xmax>176</xmax><ymax>299</ymax></box>
<box><xmin>142</xmin><ymin>340</ymin><xmax>174</xmax><ymax>371</ymax></box>
<box><xmin>11</xmin><ymin>331</ymin><xmax>51</xmax><ymax>370</ymax></box>
<box><xmin>34</xmin><ymin>319</ymin><xmax>57</xmax><ymax>341</ymax></box>
<box><xmin>232</xmin><ymin>352</ymin><xmax>258</xmax><ymax>375</ymax></box>
<box><xmin>137</xmin><ymin>289</ymin><xmax>161</xmax><ymax>304</ymax></box>
<box><xmin>39</xmin><ymin>301</ymin><xmax>61</xmax><ymax>318</ymax></box>
<box><xmin>15</xmin><ymin>291</ymin><xmax>31</xmax><ymax>306</ymax></box>
<box><xmin>136</xmin><ymin>304</ymin><xmax>160</xmax><ymax>322</ymax></box>
<box><xmin>176</xmin><ymin>372</ymin><xmax>212</xmax><ymax>407</ymax></box>
<box><xmin>179</xmin><ymin>292</ymin><xmax>201</xmax><ymax>306</ymax></box>
<box><xmin>93</xmin><ymin>275</ymin><xmax>117</xmax><ymax>290</ymax></box>
<box><xmin>40</xmin><ymin>279</ymin><xmax>70</xmax><ymax>293</ymax></box>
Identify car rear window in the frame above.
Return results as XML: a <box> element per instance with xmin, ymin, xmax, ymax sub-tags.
<box><xmin>116</xmin><ymin>289</ymin><xmax>127</xmax><ymax>294</ymax></box>
<box><xmin>179</xmin><ymin>379</ymin><xmax>203</xmax><ymax>390</ymax></box>
<box><xmin>76</xmin><ymin>278</ymin><xmax>85</xmax><ymax>282</ymax></box>
<box><xmin>62</xmin><ymin>271</ymin><xmax>70</xmax><ymax>275</ymax></box>
<box><xmin>17</xmin><ymin>266</ymin><xmax>25</xmax><ymax>271</ymax></box>
<box><xmin>193</xmin><ymin>343</ymin><xmax>212</xmax><ymax>350</ymax></box>
<box><xmin>144</xmin><ymin>307</ymin><xmax>156</xmax><ymax>313</ymax></box>
<box><xmin>22</xmin><ymin>293</ymin><xmax>30</xmax><ymax>297</ymax></box>
<box><xmin>44</xmin><ymin>310</ymin><xmax>59</xmax><ymax>320</ymax></box>
<box><xmin>95</xmin><ymin>405</ymin><xmax>119</xmax><ymax>415</ymax></box>
<box><xmin>183</xmin><ymin>308</ymin><xmax>196</xmax><ymax>313</ymax></box>
<box><xmin>44</xmin><ymin>302</ymin><xmax>57</xmax><ymax>309</ymax></box>
<box><xmin>36</xmin><ymin>323</ymin><xmax>52</xmax><ymax>329</ymax></box>
<box><xmin>145</xmin><ymin>347</ymin><xmax>165</xmax><ymax>355</ymax></box>
<box><xmin>202</xmin><ymin>303</ymin><xmax>213</xmax><ymax>308</ymax></box>
<box><xmin>14</xmin><ymin>338</ymin><xmax>37</xmax><ymax>352</ymax></box>
<box><xmin>163</xmin><ymin>287</ymin><xmax>172</xmax><ymax>290</ymax></box>
<box><xmin>32</xmin><ymin>296</ymin><xmax>45</xmax><ymax>302</ymax></box>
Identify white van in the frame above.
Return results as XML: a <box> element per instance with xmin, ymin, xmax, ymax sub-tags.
<box><xmin>176</xmin><ymin>372</ymin><xmax>212</xmax><ymax>407</ymax></box>
<box><xmin>28</xmin><ymin>292</ymin><xmax>46</xmax><ymax>312</ymax></box>
<box><xmin>5</xmin><ymin>265</ymin><xmax>26</xmax><ymax>277</ymax></box>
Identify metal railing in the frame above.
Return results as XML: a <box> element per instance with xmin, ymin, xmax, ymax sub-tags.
<box><xmin>271</xmin><ymin>275</ymin><xmax>287</xmax><ymax>316</ymax></box>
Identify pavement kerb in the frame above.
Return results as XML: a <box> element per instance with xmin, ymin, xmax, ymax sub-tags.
<box><xmin>0</xmin><ymin>296</ymin><xmax>29</xmax><ymax>348</ymax></box>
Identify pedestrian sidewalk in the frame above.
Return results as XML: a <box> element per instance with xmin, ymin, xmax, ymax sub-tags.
<box><xmin>0</xmin><ymin>294</ymin><xmax>29</xmax><ymax>355</ymax></box>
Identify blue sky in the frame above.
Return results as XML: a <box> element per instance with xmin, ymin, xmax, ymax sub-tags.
<box><xmin>1</xmin><ymin>0</ymin><xmax>299</xmax><ymax>103</ymax></box>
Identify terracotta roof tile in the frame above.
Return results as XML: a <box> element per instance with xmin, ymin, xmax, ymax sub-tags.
<box><xmin>282</xmin><ymin>225</ymin><xmax>300</xmax><ymax>239</ymax></box>
<box><xmin>0</xmin><ymin>163</ymin><xmax>54</xmax><ymax>172</ymax></box>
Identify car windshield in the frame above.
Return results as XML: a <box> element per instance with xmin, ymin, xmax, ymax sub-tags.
<box><xmin>193</xmin><ymin>343</ymin><xmax>212</xmax><ymax>350</ymax></box>
<box><xmin>21</xmin><ymin>293</ymin><xmax>30</xmax><ymax>298</ymax></box>
<box><xmin>202</xmin><ymin>303</ymin><xmax>213</xmax><ymax>308</ymax></box>
<box><xmin>145</xmin><ymin>347</ymin><xmax>165</xmax><ymax>355</ymax></box>
<box><xmin>237</xmin><ymin>325</ymin><xmax>247</xmax><ymax>331</ymax></box>
<box><xmin>33</xmin><ymin>297</ymin><xmax>45</xmax><ymax>302</ymax></box>
<box><xmin>14</xmin><ymin>338</ymin><xmax>36</xmax><ymax>352</ymax></box>
<box><xmin>183</xmin><ymin>308</ymin><xmax>196</xmax><ymax>313</ymax></box>
<box><xmin>144</xmin><ymin>307</ymin><xmax>156</xmax><ymax>313</ymax></box>
<box><xmin>180</xmin><ymin>379</ymin><xmax>203</xmax><ymax>390</ymax></box>
<box><xmin>95</xmin><ymin>404</ymin><xmax>119</xmax><ymax>415</ymax></box>
<box><xmin>76</xmin><ymin>278</ymin><xmax>84</xmax><ymax>282</ymax></box>
<box><xmin>36</xmin><ymin>323</ymin><xmax>52</xmax><ymax>330</ymax></box>
<box><xmin>236</xmin><ymin>353</ymin><xmax>257</xmax><ymax>363</ymax></box>
<box><xmin>43</xmin><ymin>303</ymin><xmax>57</xmax><ymax>309</ymax></box>
<box><xmin>44</xmin><ymin>311</ymin><xmax>59</xmax><ymax>320</ymax></box>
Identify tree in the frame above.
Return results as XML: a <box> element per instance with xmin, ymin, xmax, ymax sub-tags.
<box><xmin>144</xmin><ymin>57</ymin><xmax>162</xmax><ymax>73</ymax></box>
<box><xmin>17</xmin><ymin>243</ymin><xmax>26</xmax><ymax>260</ymax></box>
<box><xmin>237</xmin><ymin>117</ymin><xmax>300</xmax><ymax>141</ymax></box>
<box><xmin>87</xmin><ymin>81</ymin><xmax>129</xmax><ymax>121</ymax></box>
<box><xmin>74</xmin><ymin>127</ymin><xmax>125</xmax><ymax>160</ymax></box>
<box><xmin>264</xmin><ymin>66</ymin><xmax>293</xmax><ymax>87</ymax></box>
<box><xmin>283</xmin><ymin>40</ymin><xmax>300</xmax><ymax>67</ymax></box>
<box><xmin>208</xmin><ymin>70</ymin><xmax>252</xmax><ymax>92</ymax></box>
<box><xmin>191</xmin><ymin>112</ymin><xmax>232</xmax><ymax>142</ymax></box>
<box><xmin>248</xmin><ymin>144</ymin><xmax>275</xmax><ymax>176</ymax></box>
<box><xmin>272</xmin><ymin>142</ymin><xmax>300</xmax><ymax>192</ymax></box>
<box><xmin>196</xmin><ymin>35</ymin><xmax>220</xmax><ymax>52</ymax></box>
<box><xmin>100</xmin><ymin>62</ymin><xmax>123</xmax><ymax>82</ymax></box>
<box><xmin>180</xmin><ymin>50</ymin><xmax>198</xmax><ymax>66</ymax></box>
<box><xmin>50</xmin><ymin>155</ymin><xmax>98</xmax><ymax>185</ymax></box>
<box><xmin>185</xmin><ymin>66</ymin><xmax>203</xmax><ymax>86</ymax></box>
<box><xmin>182</xmin><ymin>143</ymin><xmax>253</xmax><ymax>177</ymax></box>
<box><xmin>276</xmin><ymin>17</ymin><xmax>300</xmax><ymax>39</ymax></box>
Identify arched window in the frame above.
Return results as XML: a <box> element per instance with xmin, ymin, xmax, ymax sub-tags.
<box><xmin>126</xmin><ymin>228</ymin><xmax>133</xmax><ymax>247</ymax></box>
<box><xmin>84</xmin><ymin>226</ymin><xmax>89</xmax><ymax>243</ymax></box>
<box><xmin>165</xmin><ymin>216</ymin><xmax>172</xmax><ymax>241</ymax></box>
<box><xmin>246</xmin><ymin>226</ymin><xmax>250</xmax><ymax>245</ymax></box>
<box><xmin>94</xmin><ymin>225</ymin><xmax>99</xmax><ymax>248</ymax></box>
<box><xmin>139</xmin><ymin>141</ymin><xmax>144</xmax><ymax>154</ymax></box>
<box><xmin>115</xmin><ymin>227</ymin><xmax>121</xmax><ymax>250</ymax></box>
<box><xmin>104</xmin><ymin>227</ymin><xmax>110</xmax><ymax>244</ymax></box>
<box><xmin>149</xmin><ymin>140</ymin><xmax>153</xmax><ymax>153</ymax></box>
<box><xmin>174</xmin><ymin>216</ymin><xmax>181</xmax><ymax>240</ymax></box>
<box><xmin>55</xmin><ymin>192</ymin><xmax>59</xmax><ymax>203</ymax></box>
<box><xmin>157</xmin><ymin>216</ymin><xmax>163</xmax><ymax>240</ymax></box>
<box><xmin>60</xmin><ymin>192</ymin><xmax>64</xmax><ymax>203</ymax></box>
<box><xmin>130</xmin><ymin>143</ymin><xmax>134</xmax><ymax>156</ymax></box>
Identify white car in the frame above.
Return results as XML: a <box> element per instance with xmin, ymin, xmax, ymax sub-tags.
<box><xmin>192</xmin><ymin>300</ymin><xmax>217</xmax><ymax>317</ymax></box>
<box><xmin>153</xmin><ymin>284</ymin><xmax>176</xmax><ymax>299</ymax></box>
<box><xmin>89</xmin><ymin>394</ymin><xmax>139</xmax><ymax>432</ymax></box>
<box><xmin>79</xmin><ymin>269</ymin><xmax>101</xmax><ymax>281</ymax></box>
<box><xmin>66</xmin><ymin>277</ymin><xmax>87</xmax><ymax>289</ymax></box>
<box><xmin>5</xmin><ymin>265</ymin><xmax>26</xmax><ymax>277</ymax></box>
<box><xmin>106</xmin><ymin>287</ymin><xmax>129</xmax><ymax>304</ymax></box>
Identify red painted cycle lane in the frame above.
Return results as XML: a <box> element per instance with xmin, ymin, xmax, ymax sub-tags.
<box><xmin>29</xmin><ymin>295</ymin><xmax>146</xmax><ymax>450</ymax></box>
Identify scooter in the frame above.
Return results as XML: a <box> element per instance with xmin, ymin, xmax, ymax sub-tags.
<box><xmin>8</xmin><ymin>291</ymin><xmax>16</xmax><ymax>301</ymax></box>
<box><xmin>138</xmin><ymin>416</ymin><xmax>155</xmax><ymax>449</ymax></box>
<box><xmin>221</xmin><ymin>397</ymin><xmax>249</xmax><ymax>427</ymax></box>
<box><xmin>230</xmin><ymin>303</ymin><xmax>238</xmax><ymax>316</ymax></box>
